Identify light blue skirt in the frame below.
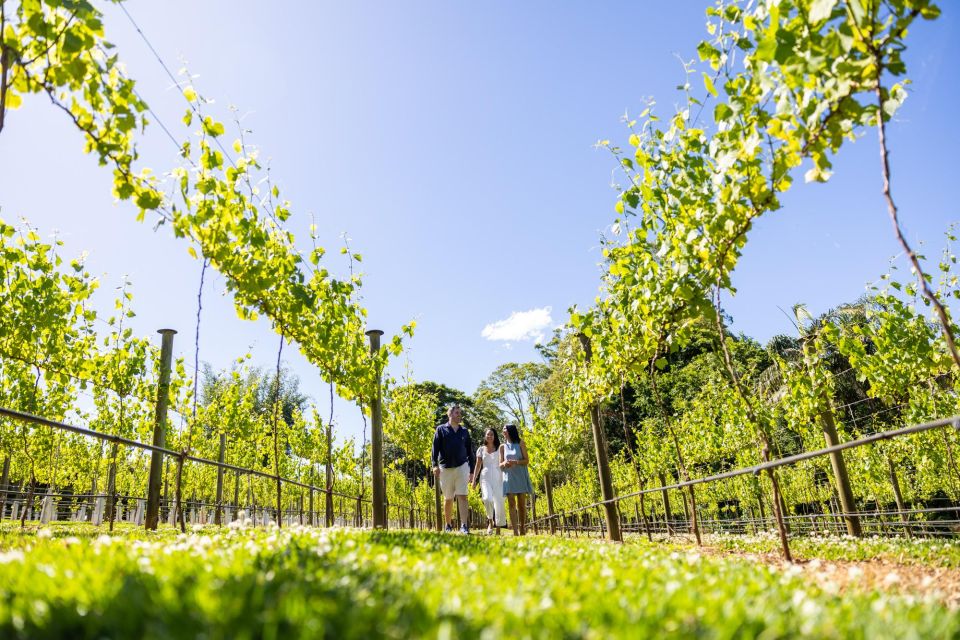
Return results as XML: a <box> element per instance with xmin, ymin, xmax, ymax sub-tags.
<box><xmin>502</xmin><ymin>466</ymin><xmax>533</xmax><ymax>495</ymax></box>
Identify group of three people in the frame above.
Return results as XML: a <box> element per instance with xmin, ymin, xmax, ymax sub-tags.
<box><xmin>431</xmin><ymin>404</ymin><xmax>533</xmax><ymax>535</ymax></box>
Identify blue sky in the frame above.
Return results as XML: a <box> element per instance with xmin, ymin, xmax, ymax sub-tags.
<box><xmin>1</xmin><ymin>2</ymin><xmax>957</xmax><ymax>442</ymax></box>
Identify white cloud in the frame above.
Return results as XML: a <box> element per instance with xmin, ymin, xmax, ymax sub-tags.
<box><xmin>481</xmin><ymin>307</ymin><xmax>553</xmax><ymax>344</ymax></box>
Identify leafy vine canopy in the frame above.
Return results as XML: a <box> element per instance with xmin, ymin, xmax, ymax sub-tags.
<box><xmin>574</xmin><ymin>0</ymin><xmax>938</xmax><ymax>393</ymax></box>
<box><xmin>1</xmin><ymin>0</ymin><xmax>415</xmax><ymax>401</ymax></box>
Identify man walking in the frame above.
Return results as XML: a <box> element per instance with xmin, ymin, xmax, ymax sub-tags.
<box><xmin>432</xmin><ymin>404</ymin><xmax>475</xmax><ymax>533</ymax></box>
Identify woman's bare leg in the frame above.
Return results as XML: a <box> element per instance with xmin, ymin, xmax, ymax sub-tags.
<box><xmin>507</xmin><ymin>495</ymin><xmax>519</xmax><ymax>535</ymax></box>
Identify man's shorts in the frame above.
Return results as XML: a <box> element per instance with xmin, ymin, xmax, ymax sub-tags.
<box><xmin>439</xmin><ymin>462</ymin><xmax>470</xmax><ymax>499</ymax></box>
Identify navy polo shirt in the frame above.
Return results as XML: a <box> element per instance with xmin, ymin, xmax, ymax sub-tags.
<box><xmin>431</xmin><ymin>422</ymin><xmax>475</xmax><ymax>473</ymax></box>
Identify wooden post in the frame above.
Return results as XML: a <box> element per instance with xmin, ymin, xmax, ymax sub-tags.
<box><xmin>754</xmin><ymin>475</ymin><xmax>767</xmax><ymax>529</ymax></box>
<box><xmin>818</xmin><ymin>407</ymin><xmax>862</xmax><ymax>537</ymax></box>
<box><xmin>887</xmin><ymin>455</ymin><xmax>911</xmax><ymax>538</ymax></box>
<box><xmin>325</xmin><ymin>423</ymin><xmax>334</xmax><ymax>527</ymax></box>
<box><xmin>0</xmin><ymin>455</ymin><xmax>9</xmax><ymax>520</ymax></box>
<box><xmin>366</xmin><ymin>329</ymin><xmax>387</xmax><ymax>529</ymax></box>
<box><xmin>146</xmin><ymin>329</ymin><xmax>176</xmax><ymax>531</ymax></box>
<box><xmin>233</xmin><ymin>469</ymin><xmax>240</xmax><ymax>519</ymax></box>
<box><xmin>576</xmin><ymin>333</ymin><xmax>622</xmax><ymax>543</ymax></box>
<box><xmin>659</xmin><ymin>471</ymin><xmax>674</xmax><ymax>535</ymax></box>
<box><xmin>761</xmin><ymin>443</ymin><xmax>792</xmax><ymax>563</ymax></box>
<box><xmin>639</xmin><ymin>490</ymin><xmax>652</xmax><ymax>541</ymax></box>
<box><xmin>544</xmin><ymin>473</ymin><xmax>556</xmax><ymax>534</ymax></box>
<box><xmin>106</xmin><ymin>446</ymin><xmax>118</xmax><ymax>528</ymax></box>
<box><xmin>173</xmin><ymin>453</ymin><xmax>187</xmax><ymax>532</ymax></box>
<box><xmin>530</xmin><ymin>494</ymin><xmax>539</xmax><ymax>535</ymax></box>
<box><xmin>20</xmin><ymin>477</ymin><xmax>34</xmax><ymax>528</ymax></box>
<box><xmin>382</xmin><ymin>474</ymin><xmax>389</xmax><ymax>529</ymax></box>
<box><xmin>214</xmin><ymin>431</ymin><xmax>226</xmax><ymax>526</ymax></box>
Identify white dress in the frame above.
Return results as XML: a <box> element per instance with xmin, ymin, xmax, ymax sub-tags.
<box><xmin>476</xmin><ymin>446</ymin><xmax>506</xmax><ymax>527</ymax></box>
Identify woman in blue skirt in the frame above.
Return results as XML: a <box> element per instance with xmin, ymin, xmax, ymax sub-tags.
<box><xmin>500</xmin><ymin>424</ymin><xmax>533</xmax><ymax>536</ymax></box>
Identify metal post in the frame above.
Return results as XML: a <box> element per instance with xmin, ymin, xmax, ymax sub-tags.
<box><xmin>366</xmin><ymin>329</ymin><xmax>387</xmax><ymax>529</ymax></box>
<box><xmin>146</xmin><ymin>328</ymin><xmax>176</xmax><ymax>530</ymax></box>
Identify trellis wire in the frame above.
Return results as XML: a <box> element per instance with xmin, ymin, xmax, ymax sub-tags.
<box><xmin>532</xmin><ymin>414</ymin><xmax>960</xmax><ymax>537</ymax></box>
<box><xmin>0</xmin><ymin>405</ymin><xmax>377</xmax><ymax>525</ymax></box>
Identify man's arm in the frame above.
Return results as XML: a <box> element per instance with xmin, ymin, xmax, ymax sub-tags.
<box><xmin>431</xmin><ymin>427</ymin><xmax>441</xmax><ymax>470</ymax></box>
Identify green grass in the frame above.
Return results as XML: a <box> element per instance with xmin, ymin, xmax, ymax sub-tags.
<box><xmin>700</xmin><ymin>530</ymin><xmax>960</xmax><ymax>567</ymax></box>
<box><xmin>1</xmin><ymin>524</ymin><xmax>959</xmax><ymax>639</ymax></box>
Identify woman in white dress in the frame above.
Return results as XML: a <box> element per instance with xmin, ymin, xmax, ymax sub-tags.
<box><xmin>471</xmin><ymin>428</ymin><xmax>506</xmax><ymax>534</ymax></box>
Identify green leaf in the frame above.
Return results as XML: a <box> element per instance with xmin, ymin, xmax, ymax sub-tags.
<box><xmin>702</xmin><ymin>73</ymin><xmax>718</xmax><ymax>98</ymax></box>
<box><xmin>808</xmin><ymin>0</ymin><xmax>837</xmax><ymax>23</ymax></box>
<box><xmin>755</xmin><ymin>4</ymin><xmax>779</xmax><ymax>62</ymax></box>
<box><xmin>135</xmin><ymin>190</ymin><xmax>162</xmax><ymax>210</ymax></box>
<box><xmin>202</xmin><ymin>116</ymin><xmax>225</xmax><ymax>138</ymax></box>
<box><xmin>920</xmin><ymin>4</ymin><xmax>941</xmax><ymax>20</ymax></box>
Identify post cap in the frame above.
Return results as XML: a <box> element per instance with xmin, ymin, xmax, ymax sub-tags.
<box><xmin>157</xmin><ymin>329</ymin><xmax>178</xmax><ymax>335</ymax></box>
<box><xmin>365</xmin><ymin>329</ymin><xmax>384</xmax><ymax>337</ymax></box>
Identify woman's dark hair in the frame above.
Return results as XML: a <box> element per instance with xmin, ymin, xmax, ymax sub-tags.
<box><xmin>484</xmin><ymin>427</ymin><xmax>501</xmax><ymax>450</ymax></box>
<box><xmin>503</xmin><ymin>424</ymin><xmax>521</xmax><ymax>444</ymax></box>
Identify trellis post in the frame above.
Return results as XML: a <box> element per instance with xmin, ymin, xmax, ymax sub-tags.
<box><xmin>576</xmin><ymin>333</ymin><xmax>623</xmax><ymax>542</ymax></box>
<box><xmin>366</xmin><ymin>329</ymin><xmax>387</xmax><ymax>529</ymax></box>
<box><xmin>146</xmin><ymin>328</ymin><xmax>176</xmax><ymax>530</ymax></box>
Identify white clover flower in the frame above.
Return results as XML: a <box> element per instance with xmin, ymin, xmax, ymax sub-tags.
<box><xmin>0</xmin><ymin>549</ymin><xmax>26</xmax><ymax>564</ymax></box>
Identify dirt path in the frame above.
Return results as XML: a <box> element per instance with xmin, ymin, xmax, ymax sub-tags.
<box><xmin>706</xmin><ymin>546</ymin><xmax>960</xmax><ymax>607</ymax></box>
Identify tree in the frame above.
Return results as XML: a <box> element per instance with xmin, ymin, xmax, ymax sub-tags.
<box><xmin>475</xmin><ymin>362</ymin><xmax>550</xmax><ymax>430</ymax></box>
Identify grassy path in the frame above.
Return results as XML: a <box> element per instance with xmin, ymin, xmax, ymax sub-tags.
<box><xmin>2</xmin><ymin>524</ymin><xmax>959</xmax><ymax>638</ymax></box>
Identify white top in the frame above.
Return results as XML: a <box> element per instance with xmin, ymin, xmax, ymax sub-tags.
<box><xmin>476</xmin><ymin>446</ymin><xmax>500</xmax><ymax>478</ymax></box>
<box><xmin>476</xmin><ymin>445</ymin><xmax>503</xmax><ymax>500</ymax></box>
